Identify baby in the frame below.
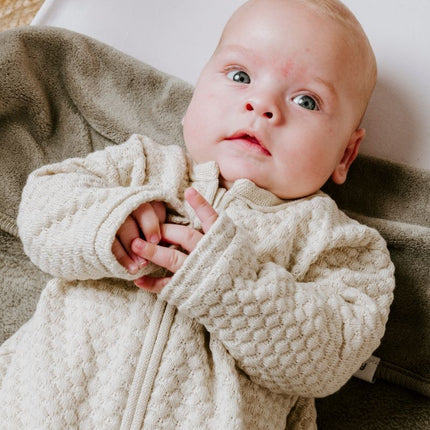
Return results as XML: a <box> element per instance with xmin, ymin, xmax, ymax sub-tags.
<box><xmin>115</xmin><ymin>0</ymin><xmax>378</xmax><ymax>284</ymax></box>
<box><xmin>1</xmin><ymin>1</ymin><xmax>394</xmax><ymax>429</ymax></box>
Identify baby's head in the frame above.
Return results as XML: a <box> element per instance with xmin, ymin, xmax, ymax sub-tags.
<box><xmin>183</xmin><ymin>0</ymin><xmax>377</xmax><ymax>199</ymax></box>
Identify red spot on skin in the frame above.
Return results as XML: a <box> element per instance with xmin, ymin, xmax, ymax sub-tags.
<box><xmin>280</xmin><ymin>59</ymin><xmax>294</xmax><ymax>79</ymax></box>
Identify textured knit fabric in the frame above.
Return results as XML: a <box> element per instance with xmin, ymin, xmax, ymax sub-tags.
<box><xmin>0</xmin><ymin>134</ymin><xmax>395</xmax><ymax>429</ymax></box>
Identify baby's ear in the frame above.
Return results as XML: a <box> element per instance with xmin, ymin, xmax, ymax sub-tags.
<box><xmin>331</xmin><ymin>128</ymin><xmax>365</xmax><ymax>184</ymax></box>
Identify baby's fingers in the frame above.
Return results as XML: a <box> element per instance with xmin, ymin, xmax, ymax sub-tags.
<box><xmin>116</xmin><ymin>215</ymin><xmax>140</xmax><ymax>256</ymax></box>
<box><xmin>132</xmin><ymin>238</ymin><xmax>186</xmax><ymax>274</ymax></box>
<box><xmin>134</xmin><ymin>276</ymin><xmax>171</xmax><ymax>294</ymax></box>
<box><xmin>112</xmin><ymin>237</ymin><xmax>139</xmax><ymax>274</ymax></box>
<box><xmin>132</xmin><ymin>202</ymin><xmax>165</xmax><ymax>244</ymax></box>
<box><xmin>185</xmin><ymin>188</ymin><xmax>218</xmax><ymax>233</ymax></box>
<box><xmin>160</xmin><ymin>223</ymin><xmax>204</xmax><ymax>253</ymax></box>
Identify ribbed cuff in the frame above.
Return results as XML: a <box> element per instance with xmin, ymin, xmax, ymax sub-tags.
<box><xmin>159</xmin><ymin>212</ymin><xmax>236</xmax><ymax>313</ymax></box>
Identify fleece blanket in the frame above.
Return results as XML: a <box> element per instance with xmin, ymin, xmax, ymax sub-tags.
<box><xmin>0</xmin><ymin>27</ymin><xmax>428</xmax><ymax>429</ymax></box>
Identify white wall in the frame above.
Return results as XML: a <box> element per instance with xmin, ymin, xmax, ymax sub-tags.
<box><xmin>33</xmin><ymin>0</ymin><xmax>430</xmax><ymax>170</ymax></box>
<box><xmin>342</xmin><ymin>0</ymin><xmax>430</xmax><ymax>170</ymax></box>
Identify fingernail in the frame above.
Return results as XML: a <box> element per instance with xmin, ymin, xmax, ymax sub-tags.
<box><xmin>133</xmin><ymin>239</ymin><xmax>145</xmax><ymax>251</ymax></box>
<box><xmin>128</xmin><ymin>263</ymin><xmax>138</xmax><ymax>274</ymax></box>
<box><xmin>186</xmin><ymin>187</ymin><xmax>197</xmax><ymax>196</ymax></box>
<box><xmin>136</xmin><ymin>256</ymin><xmax>147</xmax><ymax>267</ymax></box>
<box><xmin>149</xmin><ymin>235</ymin><xmax>159</xmax><ymax>244</ymax></box>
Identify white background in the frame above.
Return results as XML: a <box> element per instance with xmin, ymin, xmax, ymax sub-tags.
<box><xmin>33</xmin><ymin>0</ymin><xmax>430</xmax><ymax>170</ymax></box>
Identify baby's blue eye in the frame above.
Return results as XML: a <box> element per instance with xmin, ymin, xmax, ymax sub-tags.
<box><xmin>227</xmin><ymin>70</ymin><xmax>251</xmax><ymax>84</ymax></box>
<box><xmin>293</xmin><ymin>95</ymin><xmax>319</xmax><ymax>111</ymax></box>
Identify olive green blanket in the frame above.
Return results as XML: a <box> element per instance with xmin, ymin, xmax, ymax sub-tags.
<box><xmin>0</xmin><ymin>26</ymin><xmax>428</xmax><ymax>429</ymax></box>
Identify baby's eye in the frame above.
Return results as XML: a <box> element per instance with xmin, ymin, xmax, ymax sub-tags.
<box><xmin>293</xmin><ymin>94</ymin><xmax>319</xmax><ymax>111</ymax></box>
<box><xmin>227</xmin><ymin>70</ymin><xmax>251</xmax><ymax>84</ymax></box>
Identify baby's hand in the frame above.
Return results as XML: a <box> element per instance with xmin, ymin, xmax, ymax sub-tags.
<box><xmin>132</xmin><ymin>188</ymin><xmax>218</xmax><ymax>293</ymax></box>
<box><xmin>112</xmin><ymin>201</ymin><xmax>166</xmax><ymax>274</ymax></box>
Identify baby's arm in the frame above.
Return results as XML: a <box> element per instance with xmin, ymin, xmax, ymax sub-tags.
<box><xmin>17</xmin><ymin>135</ymin><xmax>188</xmax><ymax>281</ymax></box>
<box><xmin>134</xmin><ymin>201</ymin><xmax>395</xmax><ymax>398</ymax></box>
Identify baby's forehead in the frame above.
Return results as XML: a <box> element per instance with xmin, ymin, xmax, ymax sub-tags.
<box><xmin>234</xmin><ymin>0</ymin><xmax>360</xmax><ymax>25</ymax></box>
<box><xmin>220</xmin><ymin>2</ymin><xmax>364</xmax><ymax>61</ymax></box>
<box><xmin>223</xmin><ymin>1</ymin><xmax>361</xmax><ymax>45</ymax></box>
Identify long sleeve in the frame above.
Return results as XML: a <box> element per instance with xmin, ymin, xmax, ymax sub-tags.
<box><xmin>159</xmin><ymin>199</ymin><xmax>395</xmax><ymax>398</ymax></box>
<box><xmin>17</xmin><ymin>135</ymin><xmax>189</xmax><ymax>281</ymax></box>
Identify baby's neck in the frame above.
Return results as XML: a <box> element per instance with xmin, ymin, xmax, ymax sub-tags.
<box><xmin>219</xmin><ymin>176</ymin><xmax>233</xmax><ymax>191</ymax></box>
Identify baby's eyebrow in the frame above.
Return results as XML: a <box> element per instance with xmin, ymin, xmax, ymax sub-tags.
<box><xmin>217</xmin><ymin>44</ymin><xmax>259</xmax><ymax>62</ymax></box>
<box><xmin>314</xmin><ymin>77</ymin><xmax>337</xmax><ymax>98</ymax></box>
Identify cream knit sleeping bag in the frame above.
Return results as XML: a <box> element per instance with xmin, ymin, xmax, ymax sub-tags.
<box><xmin>0</xmin><ymin>134</ymin><xmax>395</xmax><ymax>429</ymax></box>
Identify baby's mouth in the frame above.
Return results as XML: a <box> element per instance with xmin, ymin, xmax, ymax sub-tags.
<box><xmin>226</xmin><ymin>133</ymin><xmax>271</xmax><ymax>156</ymax></box>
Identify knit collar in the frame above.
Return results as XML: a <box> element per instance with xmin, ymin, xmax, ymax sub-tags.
<box><xmin>190</xmin><ymin>160</ymin><xmax>287</xmax><ymax>208</ymax></box>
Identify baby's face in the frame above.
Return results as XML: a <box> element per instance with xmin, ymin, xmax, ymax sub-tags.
<box><xmin>183</xmin><ymin>0</ymin><xmax>367</xmax><ymax>199</ymax></box>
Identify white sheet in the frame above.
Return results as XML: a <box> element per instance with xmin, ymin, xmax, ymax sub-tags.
<box><xmin>32</xmin><ymin>0</ymin><xmax>430</xmax><ymax>170</ymax></box>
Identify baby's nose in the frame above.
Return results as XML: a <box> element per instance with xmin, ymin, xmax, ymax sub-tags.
<box><xmin>246</xmin><ymin>103</ymin><xmax>273</xmax><ymax>119</ymax></box>
<box><xmin>244</xmin><ymin>96</ymin><xmax>281</xmax><ymax>122</ymax></box>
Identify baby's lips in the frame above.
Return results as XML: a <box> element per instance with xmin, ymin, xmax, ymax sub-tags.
<box><xmin>226</xmin><ymin>130</ymin><xmax>272</xmax><ymax>155</ymax></box>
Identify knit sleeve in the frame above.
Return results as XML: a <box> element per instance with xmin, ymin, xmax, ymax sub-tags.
<box><xmin>17</xmin><ymin>135</ymin><xmax>188</xmax><ymax>281</ymax></box>
<box><xmin>159</xmin><ymin>211</ymin><xmax>395</xmax><ymax>397</ymax></box>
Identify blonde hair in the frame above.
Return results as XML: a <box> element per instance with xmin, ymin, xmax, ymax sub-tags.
<box><xmin>294</xmin><ymin>0</ymin><xmax>361</xmax><ymax>24</ymax></box>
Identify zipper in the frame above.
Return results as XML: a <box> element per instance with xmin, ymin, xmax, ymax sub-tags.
<box><xmin>120</xmin><ymin>299</ymin><xmax>176</xmax><ymax>430</ymax></box>
<box><xmin>121</xmin><ymin>179</ymin><xmax>226</xmax><ymax>429</ymax></box>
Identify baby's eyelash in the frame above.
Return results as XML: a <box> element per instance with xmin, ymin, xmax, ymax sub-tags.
<box><xmin>226</xmin><ymin>69</ymin><xmax>251</xmax><ymax>84</ymax></box>
<box><xmin>292</xmin><ymin>94</ymin><xmax>319</xmax><ymax>111</ymax></box>
<box><xmin>293</xmin><ymin>92</ymin><xmax>323</xmax><ymax>110</ymax></box>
